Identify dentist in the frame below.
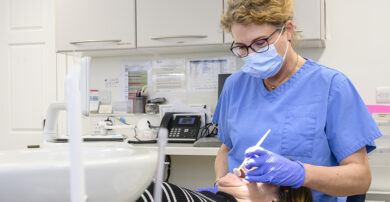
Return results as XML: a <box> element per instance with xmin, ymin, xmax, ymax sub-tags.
<box><xmin>212</xmin><ymin>0</ymin><xmax>382</xmax><ymax>201</ymax></box>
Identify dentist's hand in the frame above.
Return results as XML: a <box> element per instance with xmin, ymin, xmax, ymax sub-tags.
<box><xmin>244</xmin><ymin>146</ymin><xmax>306</xmax><ymax>188</ymax></box>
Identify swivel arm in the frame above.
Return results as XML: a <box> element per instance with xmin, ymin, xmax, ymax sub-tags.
<box><xmin>43</xmin><ymin>102</ymin><xmax>66</xmax><ymax>142</ymax></box>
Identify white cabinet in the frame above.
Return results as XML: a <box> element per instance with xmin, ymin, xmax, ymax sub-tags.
<box><xmin>294</xmin><ymin>0</ymin><xmax>326</xmax><ymax>47</ymax></box>
<box><xmin>56</xmin><ymin>0</ymin><xmax>136</xmax><ymax>52</ymax></box>
<box><xmin>223</xmin><ymin>0</ymin><xmax>234</xmax><ymax>44</ymax></box>
<box><xmin>224</xmin><ymin>33</ymin><xmax>234</xmax><ymax>45</ymax></box>
<box><xmin>136</xmin><ymin>0</ymin><xmax>224</xmax><ymax>47</ymax></box>
<box><xmin>55</xmin><ymin>0</ymin><xmax>325</xmax><ymax>52</ymax></box>
<box><xmin>224</xmin><ymin>0</ymin><xmax>326</xmax><ymax>47</ymax></box>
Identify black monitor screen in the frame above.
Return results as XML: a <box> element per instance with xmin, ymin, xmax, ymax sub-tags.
<box><xmin>218</xmin><ymin>74</ymin><xmax>231</xmax><ymax>98</ymax></box>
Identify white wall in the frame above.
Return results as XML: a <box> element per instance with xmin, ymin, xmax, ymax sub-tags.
<box><xmin>298</xmin><ymin>0</ymin><xmax>390</xmax><ymax>105</ymax></box>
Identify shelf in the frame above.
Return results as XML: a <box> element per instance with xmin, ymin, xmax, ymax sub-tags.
<box><xmin>57</xmin><ymin>44</ymin><xmax>231</xmax><ymax>57</ymax></box>
<box><xmin>88</xmin><ymin>113</ymin><xmax>160</xmax><ymax>118</ymax></box>
<box><xmin>130</xmin><ymin>143</ymin><xmax>219</xmax><ymax>156</ymax></box>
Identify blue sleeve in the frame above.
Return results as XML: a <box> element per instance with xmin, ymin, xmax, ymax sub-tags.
<box><xmin>326</xmin><ymin>74</ymin><xmax>382</xmax><ymax>163</ymax></box>
<box><xmin>212</xmin><ymin>80</ymin><xmax>233</xmax><ymax>149</ymax></box>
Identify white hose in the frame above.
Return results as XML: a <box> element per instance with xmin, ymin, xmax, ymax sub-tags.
<box><xmin>66</xmin><ymin>66</ymin><xmax>87</xmax><ymax>202</ymax></box>
<box><xmin>154</xmin><ymin>128</ymin><xmax>168</xmax><ymax>202</ymax></box>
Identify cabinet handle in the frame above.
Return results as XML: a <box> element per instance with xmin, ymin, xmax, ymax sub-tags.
<box><xmin>151</xmin><ymin>35</ymin><xmax>208</xmax><ymax>40</ymax></box>
<box><xmin>295</xmin><ymin>30</ymin><xmax>304</xmax><ymax>33</ymax></box>
<box><xmin>69</xmin><ymin>39</ymin><xmax>122</xmax><ymax>45</ymax></box>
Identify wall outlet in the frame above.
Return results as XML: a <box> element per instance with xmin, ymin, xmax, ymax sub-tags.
<box><xmin>376</xmin><ymin>87</ymin><xmax>390</xmax><ymax>104</ymax></box>
<box><xmin>372</xmin><ymin>113</ymin><xmax>390</xmax><ymax>138</ymax></box>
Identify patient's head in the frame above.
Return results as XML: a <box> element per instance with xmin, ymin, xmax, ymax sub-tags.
<box><xmin>217</xmin><ymin>173</ymin><xmax>313</xmax><ymax>202</ymax></box>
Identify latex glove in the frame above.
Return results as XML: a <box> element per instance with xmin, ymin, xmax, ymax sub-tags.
<box><xmin>196</xmin><ymin>185</ymin><xmax>218</xmax><ymax>194</ymax></box>
<box><xmin>244</xmin><ymin>146</ymin><xmax>305</xmax><ymax>188</ymax></box>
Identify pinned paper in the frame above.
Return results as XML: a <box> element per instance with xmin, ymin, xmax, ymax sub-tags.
<box><xmin>187</xmin><ymin>57</ymin><xmax>236</xmax><ymax>92</ymax></box>
<box><xmin>120</xmin><ymin>61</ymin><xmax>152</xmax><ymax>100</ymax></box>
<box><xmin>152</xmin><ymin>59</ymin><xmax>186</xmax><ymax>92</ymax></box>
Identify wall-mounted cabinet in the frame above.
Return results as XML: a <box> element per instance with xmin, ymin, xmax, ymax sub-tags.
<box><xmin>294</xmin><ymin>0</ymin><xmax>326</xmax><ymax>47</ymax></box>
<box><xmin>223</xmin><ymin>0</ymin><xmax>234</xmax><ymax>45</ymax></box>
<box><xmin>224</xmin><ymin>0</ymin><xmax>326</xmax><ymax>47</ymax></box>
<box><xmin>55</xmin><ymin>0</ymin><xmax>326</xmax><ymax>53</ymax></box>
<box><xmin>136</xmin><ymin>0</ymin><xmax>223</xmax><ymax>47</ymax></box>
<box><xmin>56</xmin><ymin>0</ymin><xmax>136</xmax><ymax>52</ymax></box>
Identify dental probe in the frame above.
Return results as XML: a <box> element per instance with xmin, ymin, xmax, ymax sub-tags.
<box><xmin>233</xmin><ymin>129</ymin><xmax>271</xmax><ymax>178</ymax></box>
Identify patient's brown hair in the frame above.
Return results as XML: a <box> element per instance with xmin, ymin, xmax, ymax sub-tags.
<box><xmin>277</xmin><ymin>186</ymin><xmax>313</xmax><ymax>202</ymax></box>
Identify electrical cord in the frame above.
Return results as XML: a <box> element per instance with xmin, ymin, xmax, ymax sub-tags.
<box><xmin>107</xmin><ymin>116</ymin><xmax>131</xmax><ymax>125</ymax></box>
<box><xmin>198</xmin><ymin>123</ymin><xmax>218</xmax><ymax>138</ymax></box>
<box><xmin>147</xmin><ymin>120</ymin><xmax>160</xmax><ymax>129</ymax></box>
<box><xmin>211</xmin><ymin>123</ymin><xmax>218</xmax><ymax>136</ymax></box>
<box><xmin>105</xmin><ymin>115</ymin><xmax>138</xmax><ymax>140</ymax></box>
<box><xmin>164</xmin><ymin>155</ymin><xmax>171</xmax><ymax>182</ymax></box>
<box><xmin>106</xmin><ymin>115</ymin><xmax>160</xmax><ymax>144</ymax></box>
<box><xmin>102</xmin><ymin>118</ymin><xmax>113</xmax><ymax>130</ymax></box>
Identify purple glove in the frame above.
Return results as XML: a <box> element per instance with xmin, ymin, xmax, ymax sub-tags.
<box><xmin>196</xmin><ymin>185</ymin><xmax>218</xmax><ymax>194</ymax></box>
<box><xmin>244</xmin><ymin>146</ymin><xmax>305</xmax><ymax>188</ymax></box>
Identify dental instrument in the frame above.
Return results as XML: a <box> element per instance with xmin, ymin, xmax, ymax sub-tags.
<box><xmin>233</xmin><ymin>129</ymin><xmax>271</xmax><ymax>178</ymax></box>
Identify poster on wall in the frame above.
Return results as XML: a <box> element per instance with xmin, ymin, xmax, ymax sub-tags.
<box><xmin>187</xmin><ymin>57</ymin><xmax>236</xmax><ymax>92</ymax></box>
<box><xmin>120</xmin><ymin>61</ymin><xmax>152</xmax><ymax>100</ymax></box>
<box><xmin>151</xmin><ymin>59</ymin><xmax>186</xmax><ymax>93</ymax></box>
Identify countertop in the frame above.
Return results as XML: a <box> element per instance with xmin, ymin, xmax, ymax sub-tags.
<box><xmin>129</xmin><ymin>143</ymin><xmax>219</xmax><ymax>156</ymax></box>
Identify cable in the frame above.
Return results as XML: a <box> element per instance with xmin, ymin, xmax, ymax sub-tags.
<box><xmin>105</xmin><ymin>115</ymin><xmax>139</xmax><ymax>140</ymax></box>
<box><xmin>147</xmin><ymin>120</ymin><xmax>160</xmax><ymax>129</ymax></box>
<box><xmin>164</xmin><ymin>155</ymin><xmax>171</xmax><ymax>182</ymax></box>
<box><xmin>198</xmin><ymin>122</ymin><xmax>219</xmax><ymax>138</ymax></box>
<box><xmin>107</xmin><ymin>115</ymin><xmax>160</xmax><ymax>144</ymax></box>
<box><xmin>210</xmin><ymin>123</ymin><xmax>218</xmax><ymax>136</ymax></box>
<box><xmin>107</xmin><ymin>115</ymin><xmax>131</xmax><ymax>125</ymax></box>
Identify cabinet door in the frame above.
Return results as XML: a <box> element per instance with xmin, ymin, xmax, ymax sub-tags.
<box><xmin>223</xmin><ymin>0</ymin><xmax>324</xmax><ymax>44</ymax></box>
<box><xmin>223</xmin><ymin>0</ymin><xmax>234</xmax><ymax>44</ymax></box>
<box><xmin>137</xmin><ymin>0</ymin><xmax>224</xmax><ymax>47</ymax></box>
<box><xmin>56</xmin><ymin>0</ymin><xmax>135</xmax><ymax>51</ymax></box>
<box><xmin>294</xmin><ymin>0</ymin><xmax>323</xmax><ymax>40</ymax></box>
<box><xmin>224</xmin><ymin>30</ymin><xmax>234</xmax><ymax>44</ymax></box>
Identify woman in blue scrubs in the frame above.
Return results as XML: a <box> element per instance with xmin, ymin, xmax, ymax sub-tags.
<box><xmin>212</xmin><ymin>0</ymin><xmax>382</xmax><ymax>201</ymax></box>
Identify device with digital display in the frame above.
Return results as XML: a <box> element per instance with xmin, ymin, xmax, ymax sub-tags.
<box><xmin>160</xmin><ymin>113</ymin><xmax>201</xmax><ymax>143</ymax></box>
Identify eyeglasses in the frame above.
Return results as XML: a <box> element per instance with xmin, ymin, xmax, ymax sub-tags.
<box><xmin>230</xmin><ymin>29</ymin><xmax>281</xmax><ymax>58</ymax></box>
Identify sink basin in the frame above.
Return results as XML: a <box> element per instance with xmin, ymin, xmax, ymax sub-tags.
<box><xmin>0</xmin><ymin>143</ymin><xmax>158</xmax><ymax>202</ymax></box>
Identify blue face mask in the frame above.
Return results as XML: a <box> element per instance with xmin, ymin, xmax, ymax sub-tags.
<box><xmin>241</xmin><ymin>27</ymin><xmax>289</xmax><ymax>79</ymax></box>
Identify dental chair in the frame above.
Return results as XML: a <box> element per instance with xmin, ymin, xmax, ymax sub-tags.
<box><xmin>346</xmin><ymin>194</ymin><xmax>366</xmax><ymax>202</ymax></box>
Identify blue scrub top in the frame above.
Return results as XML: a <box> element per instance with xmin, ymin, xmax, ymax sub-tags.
<box><xmin>212</xmin><ymin>59</ymin><xmax>382</xmax><ymax>202</ymax></box>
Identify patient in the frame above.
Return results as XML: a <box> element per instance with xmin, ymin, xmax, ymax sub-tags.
<box><xmin>136</xmin><ymin>173</ymin><xmax>313</xmax><ymax>202</ymax></box>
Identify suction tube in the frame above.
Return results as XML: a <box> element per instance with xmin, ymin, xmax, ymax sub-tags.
<box><xmin>154</xmin><ymin>128</ymin><xmax>168</xmax><ymax>202</ymax></box>
<box><xmin>66</xmin><ymin>65</ymin><xmax>87</xmax><ymax>202</ymax></box>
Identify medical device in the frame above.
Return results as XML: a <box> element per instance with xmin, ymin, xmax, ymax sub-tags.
<box><xmin>160</xmin><ymin>113</ymin><xmax>202</xmax><ymax>143</ymax></box>
<box><xmin>233</xmin><ymin>129</ymin><xmax>271</xmax><ymax>178</ymax></box>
